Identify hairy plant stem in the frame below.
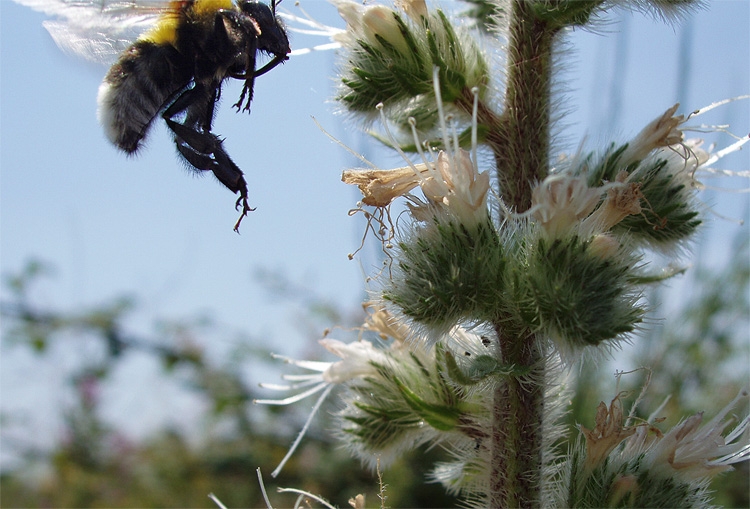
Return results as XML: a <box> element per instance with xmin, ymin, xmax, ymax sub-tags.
<box><xmin>492</xmin><ymin>0</ymin><xmax>556</xmax><ymax>212</ymax></box>
<box><xmin>489</xmin><ymin>2</ymin><xmax>556</xmax><ymax>507</ymax></box>
<box><xmin>491</xmin><ymin>328</ymin><xmax>545</xmax><ymax>508</ymax></box>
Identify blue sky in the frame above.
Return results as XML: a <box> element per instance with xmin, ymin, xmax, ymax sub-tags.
<box><xmin>1</xmin><ymin>0</ymin><xmax>748</xmax><ymax>467</ymax></box>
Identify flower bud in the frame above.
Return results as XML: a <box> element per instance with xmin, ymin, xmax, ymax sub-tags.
<box><xmin>361</xmin><ymin>5</ymin><xmax>410</xmax><ymax>54</ymax></box>
<box><xmin>588</xmin><ymin>234</ymin><xmax>621</xmax><ymax>259</ymax></box>
<box><xmin>395</xmin><ymin>0</ymin><xmax>428</xmax><ymax>22</ymax></box>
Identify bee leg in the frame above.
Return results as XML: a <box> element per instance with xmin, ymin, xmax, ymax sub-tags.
<box><xmin>212</xmin><ymin>9</ymin><xmax>260</xmax><ymax>113</ymax></box>
<box><xmin>230</xmin><ymin>49</ymin><xmax>289</xmax><ymax>112</ymax></box>
<box><xmin>163</xmin><ymin>85</ymin><xmax>201</xmax><ymax>121</ymax></box>
<box><xmin>164</xmin><ymin>81</ymin><xmax>218</xmax><ymax>130</ymax></box>
<box><xmin>165</xmin><ymin>118</ymin><xmax>253</xmax><ymax>232</ymax></box>
<box><xmin>164</xmin><ymin>118</ymin><xmax>242</xmax><ymax>190</ymax></box>
<box><xmin>233</xmin><ymin>36</ymin><xmax>259</xmax><ymax>113</ymax></box>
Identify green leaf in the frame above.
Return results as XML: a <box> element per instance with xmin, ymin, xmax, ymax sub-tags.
<box><xmin>393</xmin><ymin>376</ymin><xmax>461</xmax><ymax>431</ymax></box>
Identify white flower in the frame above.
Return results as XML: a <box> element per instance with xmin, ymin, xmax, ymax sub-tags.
<box><xmin>651</xmin><ymin>136</ymin><xmax>748</xmax><ymax>194</ymax></box>
<box><xmin>531</xmin><ymin>170</ymin><xmax>641</xmax><ymax>241</ymax></box>
<box><xmin>622</xmin><ymin>389</ymin><xmax>750</xmax><ymax>481</ymax></box>
<box><xmin>319</xmin><ymin>338</ymin><xmax>388</xmax><ymax>383</ymax></box>
<box><xmin>254</xmin><ymin>337</ymin><xmax>390</xmax><ymax>477</ymax></box>
<box><xmin>633</xmin><ymin>97</ymin><xmax>750</xmax><ymax>196</ymax></box>
<box><xmin>620</xmin><ymin>103</ymin><xmax>685</xmax><ymax>166</ymax></box>
<box><xmin>531</xmin><ymin>173</ymin><xmax>602</xmax><ymax>238</ymax></box>
<box><xmin>418</xmin><ymin>149</ymin><xmax>491</xmax><ymax>225</ymax></box>
<box><xmin>343</xmin><ymin>148</ymin><xmax>490</xmax><ymax>226</ymax></box>
<box><xmin>276</xmin><ymin>4</ymin><xmax>344</xmax><ymax>57</ymax></box>
<box><xmin>395</xmin><ymin>0</ymin><xmax>428</xmax><ymax>21</ymax></box>
<box><xmin>255</xmin><ymin>339</ymin><xmax>388</xmax><ymax>406</ymax></box>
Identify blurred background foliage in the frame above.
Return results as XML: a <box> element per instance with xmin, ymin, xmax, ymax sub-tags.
<box><xmin>0</xmin><ymin>257</ymin><xmax>459</xmax><ymax>508</ymax></box>
<box><xmin>1</xmin><ymin>233</ymin><xmax>747</xmax><ymax>508</ymax></box>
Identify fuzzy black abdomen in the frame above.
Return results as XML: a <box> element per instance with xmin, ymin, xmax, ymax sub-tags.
<box><xmin>98</xmin><ymin>42</ymin><xmax>193</xmax><ymax>153</ymax></box>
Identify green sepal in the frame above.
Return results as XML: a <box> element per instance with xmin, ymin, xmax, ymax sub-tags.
<box><xmin>343</xmin><ymin>401</ymin><xmax>422</xmax><ymax>450</ymax></box>
<box><xmin>349</xmin><ymin>401</ymin><xmax>421</xmax><ymax>425</ymax></box>
<box><xmin>581</xmin><ymin>143</ymin><xmax>633</xmax><ymax>186</ymax></box>
<box><xmin>337</xmin><ymin>8</ymin><xmax>489</xmax><ymax>132</ymax></box>
<box><xmin>460</xmin><ymin>0</ymin><xmax>508</xmax><ymax>32</ymax></box>
<box><xmin>523</xmin><ymin>235</ymin><xmax>643</xmax><ymax>346</ymax></box>
<box><xmin>578</xmin><ymin>144</ymin><xmax>702</xmax><ymax>246</ymax></box>
<box><xmin>627</xmin><ymin>264</ymin><xmax>687</xmax><ymax>285</ymax></box>
<box><xmin>392</xmin><ymin>376</ymin><xmax>461</xmax><ymax>431</ymax></box>
<box><xmin>385</xmin><ymin>218</ymin><xmax>505</xmax><ymax>329</ymax></box>
<box><xmin>338</xmin><ymin>21</ymin><xmax>433</xmax><ymax>114</ymax></box>
<box><xmin>342</xmin><ymin>377</ymin><xmax>424</xmax><ymax>451</ymax></box>
<box><xmin>426</xmin><ymin>10</ymin><xmax>466</xmax><ymax>103</ymax></box>
<box><xmin>565</xmin><ymin>435</ymin><xmax>714</xmax><ymax>508</ymax></box>
<box><xmin>616</xmin><ymin>159</ymin><xmax>701</xmax><ymax>245</ymax></box>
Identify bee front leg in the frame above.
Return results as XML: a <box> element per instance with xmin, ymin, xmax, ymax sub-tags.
<box><xmin>233</xmin><ymin>36</ymin><xmax>259</xmax><ymax>113</ymax></box>
<box><xmin>214</xmin><ymin>10</ymin><xmax>260</xmax><ymax>113</ymax></box>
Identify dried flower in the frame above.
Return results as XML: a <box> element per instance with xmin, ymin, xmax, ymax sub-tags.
<box><xmin>344</xmin><ymin>72</ymin><xmax>490</xmax><ymax>227</ymax></box>
<box><xmin>342</xmin><ymin>164</ymin><xmax>429</xmax><ymax>207</ymax></box>
<box><xmin>580</xmin><ymin>171</ymin><xmax>643</xmax><ymax>236</ymax></box>
<box><xmin>363</xmin><ymin>302</ymin><xmax>412</xmax><ymax>342</ymax></box>
<box><xmin>580</xmin><ymin>393</ymin><xmax>636</xmax><ymax>471</ymax></box>
<box><xmin>531</xmin><ymin>169</ymin><xmax>642</xmax><ymax>243</ymax></box>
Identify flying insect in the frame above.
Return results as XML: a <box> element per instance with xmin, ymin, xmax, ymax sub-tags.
<box><xmin>15</xmin><ymin>0</ymin><xmax>291</xmax><ymax>231</ymax></box>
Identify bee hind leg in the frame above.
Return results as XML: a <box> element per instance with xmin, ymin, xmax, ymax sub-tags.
<box><xmin>165</xmin><ymin>118</ymin><xmax>254</xmax><ymax>232</ymax></box>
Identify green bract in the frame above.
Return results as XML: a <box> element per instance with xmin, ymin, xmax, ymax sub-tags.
<box><xmin>338</xmin><ymin>7</ymin><xmax>489</xmax><ymax>131</ymax></box>
<box><xmin>524</xmin><ymin>235</ymin><xmax>644</xmax><ymax>347</ymax></box>
<box><xmin>384</xmin><ymin>217</ymin><xmax>505</xmax><ymax>329</ymax></box>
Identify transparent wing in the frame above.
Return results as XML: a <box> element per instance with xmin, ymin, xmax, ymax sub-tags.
<box><xmin>15</xmin><ymin>0</ymin><xmax>169</xmax><ymax>64</ymax></box>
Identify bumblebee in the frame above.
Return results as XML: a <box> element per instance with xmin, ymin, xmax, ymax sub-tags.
<box><xmin>17</xmin><ymin>0</ymin><xmax>291</xmax><ymax>231</ymax></box>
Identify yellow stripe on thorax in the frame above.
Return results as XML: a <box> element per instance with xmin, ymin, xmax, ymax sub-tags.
<box><xmin>138</xmin><ymin>0</ymin><xmax>235</xmax><ymax>47</ymax></box>
<box><xmin>190</xmin><ymin>0</ymin><xmax>234</xmax><ymax>18</ymax></box>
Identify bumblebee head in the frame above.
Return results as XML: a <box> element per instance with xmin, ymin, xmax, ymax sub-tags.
<box><xmin>239</xmin><ymin>1</ymin><xmax>291</xmax><ymax>59</ymax></box>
